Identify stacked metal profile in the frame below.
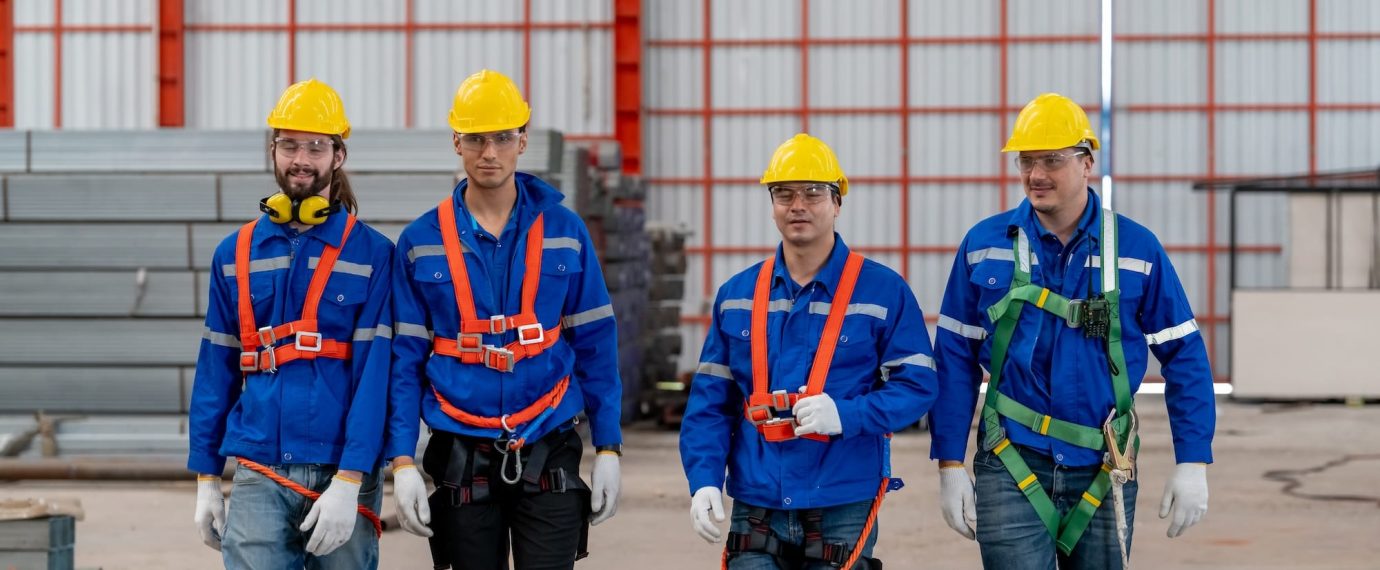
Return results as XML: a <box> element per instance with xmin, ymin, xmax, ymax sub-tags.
<box><xmin>0</xmin><ymin>129</ymin><xmax>564</xmax><ymax>457</ymax></box>
<box><xmin>642</xmin><ymin>224</ymin><xmax>691</xmax><ymax>427</ymax></box>
<box><xmin>553</xmin><ymin>142</ymin><xmax>651</xmax><ymax>424</ymax></box>
<box><xmin>0</xmin><ymin>516</ymin><xmax>75</xmax><ymax>570</ymax></box>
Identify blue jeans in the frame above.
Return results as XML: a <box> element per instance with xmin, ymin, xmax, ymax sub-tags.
<box><xmin>726</xmin><ymin>498</ymin><xmax>880</xmax><ymax>570</ymax></box>
<box><xmin>974</xmin><ymin>445</ymin><xmax>1137</xmax><ymax>570</ymax></box>
<box><xmin>222</xmin><ymin>462</ymin><xmax>383</xmax><ymax>570</ymax></box>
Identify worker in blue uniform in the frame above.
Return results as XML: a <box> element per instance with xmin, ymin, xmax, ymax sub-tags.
<box><xmin>189</xmin><ymin>78</ymin><xmax>395</xmax><ymax>569</ymax></box>
<box><xmin>387</xmin><ymin>69</ymin><xmax>623</xmax><ymax>570</ymax></box>
<box><xmin>929</xmin><ymin>93</ymin><xmax>1214</xmax><ymax>569</ymax></box>
<box><xmin>680</xmin><ymin>133</ymin><xmax>939</xmax><ymax>569</ymax></box>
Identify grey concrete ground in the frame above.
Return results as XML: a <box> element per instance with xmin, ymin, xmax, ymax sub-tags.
<box><xmin>2</xmin><ymin>398</ymin><xmax>1378</xmax><ymax>569</ymax></box>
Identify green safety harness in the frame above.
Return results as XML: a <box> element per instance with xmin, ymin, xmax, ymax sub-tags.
<box><xmin>979</xmin><ymin>210</ymin><xmax>1140</xmax><ymax>556</ymax></box>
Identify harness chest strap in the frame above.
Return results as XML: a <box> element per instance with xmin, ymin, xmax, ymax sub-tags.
<box><xmin>234</xmin><ymin>216</ymin><xmax>356</xmax><ymax>373</ymax></box>
<box><xmin>429</xmin><ymin>197</ymin><xmax>570</xmax><ymax>448</ymax></box>
<box><xmin>743</xmin><ymin>252</ymin><xmax>864</xmax><ymax>443</ymax></box>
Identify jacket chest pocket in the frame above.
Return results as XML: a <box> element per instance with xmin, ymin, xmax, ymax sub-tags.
<box><xmin>535</xmin><ymin>249</ymin><xmax>583</xmax><ymax>316</ymax></box>
<box><xmin>829</xmin><ymin>310</ymin><xmax>882</xmax><ymax>369</ymax></box>
<box><xmin>718</xmin><ymin>311</ymin><xmax>755</xmax><ymax>372</ymax></box>
<box><xmin>318</xmin><ymin>275</ymin><xmax>370</xmax><ymax>325</ymax></box>
<box><xmin>970</xmin><ymin>261</ymin><xmax>1015</xmax><ymax>320</ymax></box>
<box><xmin>412</xmin><ymin>257</ymin><xmax>460</xmax><ymax>314</ymax></box>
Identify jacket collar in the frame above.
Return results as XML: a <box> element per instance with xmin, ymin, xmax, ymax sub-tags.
<box><xmin>771</xmin><ymin>233</ymin><xmax>851</xmax><ymax>296</ymax></box>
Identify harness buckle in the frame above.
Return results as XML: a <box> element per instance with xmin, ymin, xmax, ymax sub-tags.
<box><xmin>257</xmin><ymin>325</ymin><xmax>277</xmax><ymax>346</ymax></box>
<box><xmin>516</xmin><ymin>323</ymin><xmax>545</xmax><ymax>346</ymax></box>
<box><xmin>239</xmin><ymin>351</ymin><xmax>259</xmax><ymax>372</ymax></box>
<box><xmin>456</xmin><ymin>333</ymin><xmax>484</xmax><ymax>353</ymax></box>
<box><xmin>488</xmin><ymin>315</ymin><xmax>509</xmax><ymax>334</ymax></box>
<box><xmin>758</xmin><ymin>418</ymin><xmax>799</xmax><ymax>442</ymax></box>
<box><xmin>1065</xmin><ymin>299</ymin><xmax>1085</xmax><ymax>328</ymax></box>
<box><xmin>1102</xmin><ymin>409</ymin><xmax>1138</xmax><ymax>479</ymax></box>
<box><xmin>483</xmin><ymin>345</ymin><xmax>516</xmax><ymax>372</ymax></box>
<box><xmin>294</xmin><ymin>331</ymin><xmax>323</xmax><ymax>353</ymax></box>
<box><xmin>260</xmin><ymin>346</ymin><xmax>278</xmax><ymax>373</ymax></box>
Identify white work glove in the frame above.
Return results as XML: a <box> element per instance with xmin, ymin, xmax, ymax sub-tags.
<box><xmin>392</xmin><ymin>464</ymin><xmax>433</xmax><ymax>537</ymax></box>
<box><xmin>792</xmin><ymin>393</ymin><xmax>843</xmax><ymax>437</ymax></box>
<box><xmin>589</xmin><ymin>453</ymin><xmax>621</xmax><ymax>525</ymax></box>
<box><xmin>300</xmin><ymin>474</ymin><xmax>362</xmax><ymax>557</ymax></box>
<box><xmin>690</xmin><ymin>486</ymin><xmax>726</xmax><ymax>543</ymax></box>
<box><xmin>1159</xmin><ymin>462</ymin><xmax>1209</xmax><ymax>538</ymax></box>
<box><xmin>193</xmin><ymin>477</ymin><xmax>227</xmax><ymax>551</ymax></box>
<box><xmin>939</xmin><ymin>466</ymin><xmax>977</xmax><ymax>540</ymax></box>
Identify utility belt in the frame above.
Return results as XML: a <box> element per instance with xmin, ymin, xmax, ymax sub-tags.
<box><xmin>724</xmin><ymin>505</ymin><xmax>882</xmax><ymax>570</ymax></box>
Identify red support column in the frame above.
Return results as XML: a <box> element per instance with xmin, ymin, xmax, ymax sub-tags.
<box><xmin>53</xmin><ymin>0</ymin><xmax>62</xmax><ymax>127</ymax></box>
<box><xmin>522</xmin><ymin>0</ymin><xmax>532</xmax><ymax>102</ymax></box>
<box><xmin>405</xmin><ymin>0</ymin><xmax>415</xmax><ymax>128</ymax></box>
<box><xmin>898</xmin><ymin>0</ymin><xmax>911</xmax><ymax>280</ymax></box>
<box><xmin>701</xmin><ymin>0</ymin><xmax>715</xmax><ymax>299</ymax></box>
<box><xmin>157</xmin><ymin>0</ymin><xmax>185</xmax><ymax>127</ymax></box>
<box><xmin>287</xmin><ymin>0</ymin><xmax>297</xmax><ymax>84</ymax></box>
<box><xmin>798</xmin><ymin>0</ymin><xmax>809</xmax><ymax>133</ymax></box>
<box><xmin>1205</xmin><ymin>0</ymin><xmax>1219</xmax><ymax>377</ymax></box>
<box><xmin>612</xmin><ymin>0</ymin><xmax>642</xmax><ymax>173</ymax></box>
<box><xmin>0</xmin><ymin>0</ymin><xmax>12</xmax><ymax>127</ymax></box>
<box><xmin>997</xmin><ymin>0</ymin><xmax>1010</xmax><ymax>211</ymax></box>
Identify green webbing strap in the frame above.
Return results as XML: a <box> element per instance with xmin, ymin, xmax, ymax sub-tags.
<box><xmin>977</xmin><ymin>215</ymin><xmax>1137</xmax><ymax>555</ymax></box>
<box><xmin>985</xmin><ymin>284</ymin><xmax>1076</xmax><ymax>325</ymax></box>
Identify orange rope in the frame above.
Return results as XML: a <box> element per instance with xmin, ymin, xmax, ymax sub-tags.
<box><xmin>841</xmin><ymin>478</ymin><xmax>889</xmax><ymax>570</ymax></box>
<box><xmin>236</xmin><ymin>458</ymin><xmax>383</xmax><ymax>537</ymax></box>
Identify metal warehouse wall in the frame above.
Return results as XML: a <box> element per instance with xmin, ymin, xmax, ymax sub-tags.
<box><xmin>9</xmin><ymin>0</ymin><xmax>614</xmax><ymax>135</ymax></box>
<box><xmin>643</xmin><ymin>0</ymin><xmax>1380</xmax><ymax>382</ymax></box>
<box><xmin>5</xmin><ymin>0</ymin><xmax>1380</xmax><ymax>384</ymax></box>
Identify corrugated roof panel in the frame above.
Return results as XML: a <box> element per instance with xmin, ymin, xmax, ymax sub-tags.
<box><xmin>1117</xmin><ymin>0</ymin><xmax>1204</xmax><ymax>35</ymax></box>
<box><xmin>1007</xmin><ymin>43</ymin><xmax>1100</xmax><ymax>105</ymax></box>
<box><xmin>809</xmin><ymin>114</ymin><xmax>903</xmax><ymax>177</ymax></box>
<box><xmin>61</xmin><ymin>32</ymin><xmax>155</xmax><ymax>128</ymax></box>
<box><xmin>1112</xmin><ymin>112</ymin><xmax>1207</xmax><ymax>176</ymax></box>
<box><xmin>807</xmin><ymin>0</ymin><xmax>900</xmax><ymax>39</ymax></box>
<box><xmin>908</xmin><ymin>0</ymin><xmax>997</xmax><ymax>38</ymax></box>
<box><xmin>1008</xmin><ymin>0</ymin><xmax>1098</xmax><ymax>36</ymax></box>
<box><xmin>710</xmin><ymin>116</ymin><xmax>802</xmax><ymax>179</ymax></box>
<box><xmin>413</xmin><ymin>0</ymin><xmax>522</xmax><ymax>23</ymax></box>
<box><xmin>531</xmin><ymin>0</ymin><xmax>611</xmax><ymax>23</ymax></box>
<box><xmin>530</xmin><ymin>29</ymin><xmax>615</xmax><ymax>136</ymax></box>
<box><xmin>1116</xmin><ymin>42</ymin><xmax>1207</xmax><ymax>105</ymax></box>
<box><xmin>836</xmin><ymin>184</ymin><xmax>901</xmax><ymax>247</ymax></box>
<box><xmin>646</xmin><ymin>48</ymin><xmax>703</xmax><ymax>108</ymax></box>
<box><xmin>1216</xmin><ymin>0</ymin><xmax>1308</xmax><ymax>34</ymax></box>
<box><xmin>411</xmin><ymin>32</ymin><xmax>524</xmax><ymax>129</ymax></box>
<box><xmin>711</xmin><ymin>0</ymin><xmax>798</xmax><ymax>40</ymax></box>
<box><xmin>1215</xmin><ymin>41</ymin><xmax>1307</xmax><ymax>104</ymax></box>
<box><xmin>13</xmin><ymin>34</ymin><xmax>56</xmax><ymax>130</ymax></box>
<box><xmin>645</xmin><ymin>117</ymin><xmax>705</xmax><ymax>178</ymax></box>
<box><xmin>1214</xmin><ymin>112</ymin><xmax>1309</xmax><ymax>176</ymax></box>
<box><xmin>646</xmin><ymin>0</ymin><xmax>703</xmax><ymax>41</ymax></box>
<box><xmin>296</xmin><ymin>0</ymin><xmax>405</xmax><ymax>24</ymax></box>
<box><xmin>1317</xmin><ymin>41</ymin><xmax>1380</xmax><ymax>105</ymax></box>
<box><xmin>63</xmin><ymin>0</ymin><xmax>150</xmax><ymax>25</ymax></box>
<box><xmin>808</xmin><ymin>46</ymin><xmax>900</xmax><ymax>108</ymax></box>
<box><xmin>710</xmin><ymin>47</ymin><xmax>800</xmax><ymax>109</ymax></box>
<box><xmin>907</xmin><ymin>113</ymin><xmax>1002</xmax><ymax>176</ymax></box>
<box><xmin>1316</xmin><ymin>112</ymin><xmax>1380</xmax><ymax>170</ymax></box>
<box><xmin>14</xmin><ymin>0</ymin><xmax>55</xmax><ymax>26</ymax></box>
<box><xmin>185</xmin><ymin>0</ymin><xmax>285</xmax><ymax>24</ymax></box>
<box><xmin>185</xmin><ymin>32</ymin><xmax>287</xmax><ymax>129</ymax></box>
<box><xmin>909</xmin><ymin>45</ymin><xmax>1000</xmax><ymax>107</ymax></box>
<box><xmin>1318</xmin><ymin>0</ymin><xmax>1380</xmax><ymax>33</ymax></box>
<box><xmin>295</xmin><ymin>32</ymin><xmax>408</xmax><ymax>128</ymax></box>
<box><xmin>910</xmin><ymin>183</ymin><xmax>1001</xmax><ymax>245</ymax></box>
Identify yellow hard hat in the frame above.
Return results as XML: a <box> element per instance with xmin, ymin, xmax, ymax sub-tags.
<box><xmin>266</xmin><ymin>78</ymin><xmax>351</xmax><ymax>139</ymax></box>
<box><xmin>448</xmin><ymin>69</ymin><xmax>532</xmax><ymax>134</ymax></box>
<box><xmin>760</xmin><ymin>133</ymin><xmax>849</xmax><ymax>197</ymax></box>
<box><xmin>1002</xmin><ymin>93</ymin><xmax>1100</xmax><ymax>152</ymax></box>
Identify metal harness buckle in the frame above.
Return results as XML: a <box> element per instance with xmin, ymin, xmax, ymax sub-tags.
<box><xmin>456</xmin><ymin>333</ymin><xmax>484</xmax><ymax>354</ymax></box>
<box><xmin>294</xmin><ymin>331</ymin><xmax>323</xmax><ymax>353</ymax></box>
<box><xmin>238</xmin><ymin>351</ymin><xmax>259</xmax><ymax>372</ymax></box>
<box><xmin>516</xmin><ymin>323</ymin><xmax>545</xmax><ymax>346</ymax></box>
<box><xmin>488</xmin><ymin>315</ymin><xmax>509</xmax><ymax>334</ymax></box>
<box><xmin>257</xmin><ymin>325</ymin><xmax>277</xmax><ymax>346</ymax></box>
<box><xmin>483</xmin><ymin>345</ymin><xmax>516</xmax><ymax>372</ymax></box>
<box><xmin>1065</xmin><ymin>300</ymin><xmax>1085</xmax><ymax>328</ymax></box>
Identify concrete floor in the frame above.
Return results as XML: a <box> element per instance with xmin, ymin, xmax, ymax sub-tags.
<box><xmin>2</xmin><ymin>398</ymin><xmax>1378</xmax><ymax>569</ymax></box>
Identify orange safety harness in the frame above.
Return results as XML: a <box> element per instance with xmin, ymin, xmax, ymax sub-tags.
<box><xmin>236</xmin><ymin>458</ymin><xmax>383</xmax><ymax>537</ymax></box>
<box><xmin>428</xmin><ymin>197</ymin><xmax>570</xmax><ymax>469</ymax></box>
<box><xmin>235</xmin><ymin>216</ymin><xmax>356</xmax><ymax>373</ymax></box>
<box><xmin>743</xmin><ymin>252</ymin><xmax>864</xmax><ymax>443</ymax></box>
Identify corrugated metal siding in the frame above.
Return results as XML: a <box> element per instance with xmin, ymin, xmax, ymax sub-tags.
<box><xmin>13</xmin><ymin>34</ymin><xmax>56</xmax><ymax>129</ymax></box>
<box><xmin>61</xmin><ymin>32</ymin><xmax>155</xmax><ymax>128</ymax></box>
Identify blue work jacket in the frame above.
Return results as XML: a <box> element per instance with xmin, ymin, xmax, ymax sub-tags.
<box><xmin>387</xmin><ymin>173</ymin><xmax>622</xmax><ymax>458</ymax></box>
<box><xmin>929</xmin><ymin>189</ymin><xmax>1215</xmax><ymax>467</ymax></box>
<box><xmin>188</xmin><ymin>211</ymin><xmax>395</xmax><ymax>475</ymax></box>
<box><xmin>680</xmin><ymin>236</ymin><xmax>938</xmax><ymax>510</ymax></box>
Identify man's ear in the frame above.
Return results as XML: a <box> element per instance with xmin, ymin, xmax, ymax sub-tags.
<box><xmin>518</xmin><ymin>131</ymin><xmax>528</xmax><ymax>155</ymax></box>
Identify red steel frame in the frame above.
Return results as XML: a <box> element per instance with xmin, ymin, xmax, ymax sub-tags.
<box><xmin>649</xmin><ymin>0</ymin><xmax>1376</xmax><ymax>383</ymax></box>
<box><xmin>6</xmin><ymin>0</ymin><xmax>626</xmax><ymax>135</ymax></box>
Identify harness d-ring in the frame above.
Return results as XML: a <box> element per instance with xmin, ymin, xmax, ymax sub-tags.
<box><xmin>500</xmin><ymin>414</ymin><xmax>515</xmax><ymax>433</ymax></box>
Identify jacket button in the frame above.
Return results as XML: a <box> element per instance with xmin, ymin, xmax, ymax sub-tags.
<box><xmin>283</xmin><ymin>452</ymin><xmax>293</xmax><ymax>461</ymax></box>
<box><xmin>1055</xmin><ymin>454</ymin><xmax>1064</xmax><ymax>462</ymax></box>
<box><xmin>434</xmin><ymin>272</ymin><xmax>443</xmax><ymax>280</ymax></box>
<box><xmin>988</xmin><ymin>277</ymin><xmax>997</xmax><ymax>285</ymax></box>
<box><xmin>840</xmin><ymin>335</ymin><xmax>848</xmax><ymax>343</ymax></box>
<box><xmin>336</xmin><ymin>294</ymin><xmax>345</xmax><ymax>302</ymax></box>
<box><xmin>741</xmin><ymin>330</ymin><xmax>749</xmax><ymax>337</ymax></box>
<box><xmin>557</xmin><ymin>264</ymin><xmax>566</xmax><ymax>272</ymax></box>
<box><xmin>783</xmin><ymin>497</ymin><xmax>792</xmax><ymax>506</ymax></box>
